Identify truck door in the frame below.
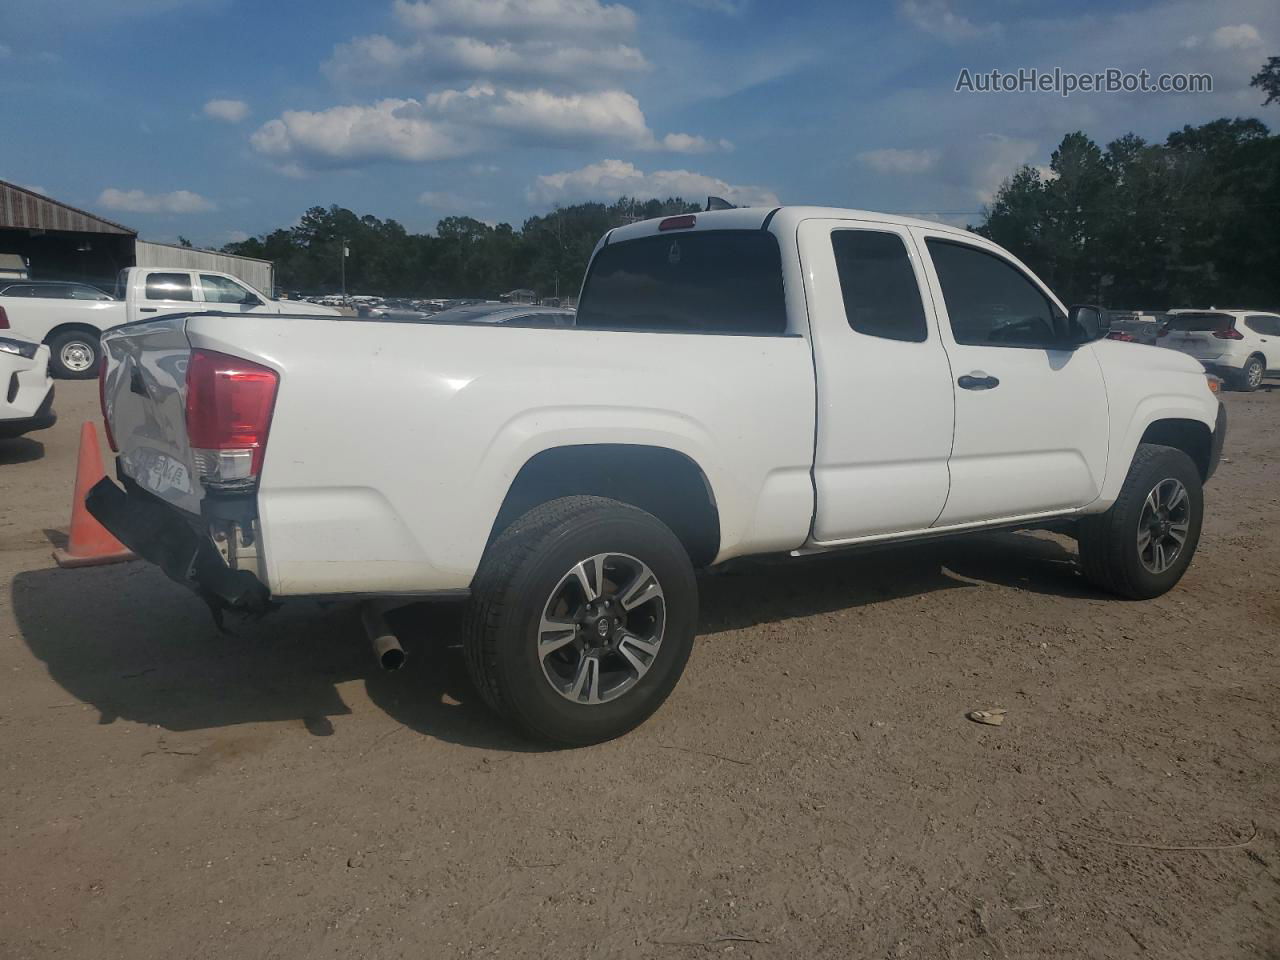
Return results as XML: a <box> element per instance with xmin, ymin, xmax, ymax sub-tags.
<box><xmin>136</xmin><ymin>271</ymin><xmax>198</xmax><ymax>319</ymax></box>
<box><xmin>913</xmin><ymin>230</ymin><xmax>1109</xmax><ymax>525</ymax></box>
<box><xmin>799</xmin><ymin>219</ymin><xmax>955</xmax><ymax>542</ymax></box>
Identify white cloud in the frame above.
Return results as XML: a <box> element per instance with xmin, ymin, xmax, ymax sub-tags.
<box><xmin>897</xmin><ymin>0</ymin><xmax>1000</xmax><ymax>41</ymax></box>
<box><xmin>250</xmin><ymin>99</ymin><xmax>466</xmax><ymax>167</ymax></box>
<box><xmin>325</xmin><ymin>33</ymin><xmax>647</xmax><ymax>87</ymax></box>
<box><xmin>392</xmin><ymin>0</ymin><xmax>635</xmax><ymax>39</ymax></box>
<box><xmin>252</xmin><ymin>87</ymin><xmax>718</xmax><ymax>170</ymax></box>
<box><xmin>661</xmin><ymin>132</ymin><xmax>733</xmax><ymax>154</ymax></box>
<box><xmin>947</xmin><ymin>134</ymin><xmax>1040</xmax><ymax>204</ymax></box>
<box><xmin>97</xmin><ymin>188</ymin><xmax>217</xmax><ymax>214</ymax></box>
<box><xmin>857</xmin><ymin>138</ymin><xmax>1036</xmax><ymax>203</ymax></box>
<box><xmin>258</xmin><ymin>0</ymin><xmax>730</xmax><ymax>172</ymax></box>
<box><xmin>530</xmin><ymin>158</ymin><xmax>778</xmax><ymax>207</ymax></box>
<box><xmin>203</xmin><ymin>98</ymin><xmax>249</xmax><ymax>122</ymax></box>
<box><xmin>858</xmin><ymin>148</ymin><xmax>940</xmax><ymax>175</ymax></box>
<box><xmin>226</xmin><ymin>230</ymin><xmax>250</xmax><ymax>243</ymax></box>
<box><xmin>1209</xmin><ymin>23</ymin><xmax>1262</xmax><ymax>49</ymax></box>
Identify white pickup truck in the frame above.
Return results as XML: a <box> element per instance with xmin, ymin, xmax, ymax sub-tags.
<box><xmin>0</xmin><ymin>268</ymin><xmax>337</xmax><ymax>378</ymax></box>
<box><xmin>89</xmin><ymin>206</ymin><xmax>1226</xmax><ymax>744</ymax></box>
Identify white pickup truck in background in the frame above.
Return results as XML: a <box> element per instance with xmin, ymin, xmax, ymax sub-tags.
<box><xmin>0</xmin><ymin>268</ymin><xmax>338</xmax><ymax>378</ymax></box>
<box><xmin>90</xmin><ymin>206</ymin><xmax>1226</xmax><ymax>744</ymax></box>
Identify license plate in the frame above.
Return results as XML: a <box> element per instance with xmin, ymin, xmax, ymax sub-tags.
<box><xmin>131</xmin><ymin>448</ymin><xmax>193</xmax><ymax>496</ymax></box>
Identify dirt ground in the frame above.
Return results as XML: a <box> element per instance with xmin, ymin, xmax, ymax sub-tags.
<box><xmin>1</xmin><ymin>379</ymin><xmax>1277</xmax><ymax>960</ymax></box>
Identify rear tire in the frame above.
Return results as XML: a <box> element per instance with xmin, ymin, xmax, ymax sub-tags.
<box><xmin>1077</xmin><ymin>443</ymin><xmax>1203</xmax><ymax>599</ymax></box>
<box><xmin>464</xmin><ymin>496</ymin><xmax>697</xmax><ymax>745</ymax></box>
<box><xmin>1233</xmin><ymin>355</ymin><xmax>1265</xmax><ymax>392</ymax></box>
<box><xmin>47</xmin><ymin>329</ymin><xmax>101</xmax><ymax>379</ymax></box>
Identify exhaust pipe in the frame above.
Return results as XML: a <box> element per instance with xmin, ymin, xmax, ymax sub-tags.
<box><xmin>362</xmin><ymin>601</ymin><xmax>406</xmax><ymax>671</ymax></box>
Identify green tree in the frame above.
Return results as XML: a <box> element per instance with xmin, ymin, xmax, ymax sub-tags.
<box><xmin>1251</xmin><ymin>56</ymin><xmax>1280</xmax><ymax>105</ymax></box>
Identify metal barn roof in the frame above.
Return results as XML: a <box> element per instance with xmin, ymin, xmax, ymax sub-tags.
<box><xmin>0</xmin><ymin>180</ymin><xmax>136</xmax><ymax>236</ymax></box>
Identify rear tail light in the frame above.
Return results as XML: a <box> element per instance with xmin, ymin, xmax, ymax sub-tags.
<box><xmin>185</xmin><ymin>349</ymin><xmax>279</xmax><ymax>488</ymax></box>
<box><xmin>1213</xmin><ymin>319</ymin><xmax>1243</xmax><ymax>340</ymax></box>
<box><xmin>0</xmin><ymin>305</ymin><xmax>9</xmax><ymax>330</ymax></box>
<box><xmin>98</xmin><ymin>360</ymin><xmax>117</xmax><ymax>452</ymax></box>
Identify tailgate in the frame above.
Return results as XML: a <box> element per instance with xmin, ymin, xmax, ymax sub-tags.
<box><xmin>100</xmin><ymin>316</ymin><xmax>202</xmax><ymax>516</ymax></box>
<box><xmin>1161</xmin><ymin>313</ymin><xmax>1234</xmax><ymax>359</ymax></box>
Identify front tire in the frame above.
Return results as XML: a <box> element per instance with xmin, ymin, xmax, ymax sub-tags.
<box><xmin>47</xmin><ymin>329</ymin><xmax>101</xmax><ymax>379</ymax></box>
<box><xmin>1077</xmin><ymin>443</ymin><xmax>1204</xmax><ymax>599</ymax></box>
<box><xmin>464</xmin><ymin>496</ymin><xmax>697</xmax><ymax>745</ymax></box>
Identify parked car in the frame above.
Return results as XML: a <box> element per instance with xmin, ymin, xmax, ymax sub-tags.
<box><xmin>0</xmin><ymin>332</ymin><xmax>56</xmax><ymax>439</ymax></box>
<box><xmin>1106</xmin><ymin>311</ymin><xmax>1164</xmax><ymax>345</ymax></box>
<box><xmin>0</xmin><ymin>267</ymin><xmax>340</xmax><ymax>379</ymax></box>
<box><xmin>427</xmin><ymin>303</ymin><xmax>575</xmax><ymax>327</ymax></box>
<box><xmin>91</xmin><ymin>205</ymin><xmax>1224</xmax><ymax>744</ymax></box>
<box><xmin>1157</xmin><ymin>309</ymin><xmax>1280</xmax><ymax>391</ymax></box>
<box><xmin>0</xmin><ymin>280</ymin><xmax>115</xmax><ymax>301</ymax></box>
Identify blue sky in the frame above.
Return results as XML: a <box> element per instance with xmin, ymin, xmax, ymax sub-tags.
<box><xmin>2</xmin><ymin>0</ymin><xmax>1276</xmax><ymax>246</ymax></box>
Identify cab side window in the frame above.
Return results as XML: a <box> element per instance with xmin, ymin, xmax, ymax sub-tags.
<box><xmin>831</xmin><ymin>230</ymin><xmax>928</xmax><ymax>343</ymax></box>
<box><xmin>926</xmin><ymin>239</ymin><xmax>1062</xmax><ymax>347</ymax></box>
<box><xmin>145</xmin><ymin>273</ymin><xmax>193</xmax><ymax>301</ymax></box>
<box><xmin>201</xmin><ymin>274</ymin><xmax>251</xmax><ymax>304</ymax></box>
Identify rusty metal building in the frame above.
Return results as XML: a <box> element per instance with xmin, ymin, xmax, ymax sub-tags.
<box><xmin>0</xmin><ymin>180</ymin><xmax>273</xmax><ymax>294</ymax></box>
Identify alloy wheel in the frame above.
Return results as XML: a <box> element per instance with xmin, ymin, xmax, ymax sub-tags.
<box><xmin>1137</xmin><ymin>477</ymin><xmax>1191</xmax><ymax>574</ymax></box>
<box><xmin>537</xmin><ymin>552</ymin><xmax>665</xmax><ymax>704</ymax></box>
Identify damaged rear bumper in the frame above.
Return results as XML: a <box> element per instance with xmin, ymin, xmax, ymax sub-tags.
<box><xmin>86</xmin><ymin>475</ymin><xmax>271</xmax><ymax>616</ymax></box>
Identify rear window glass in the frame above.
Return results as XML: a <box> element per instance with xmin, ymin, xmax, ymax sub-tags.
<box><xmin>1166</xmin><ymin>313</ymin><xmax>1231</xmax><ymax>331</ymax></box>
<box><xmin>577</xmin><ymin>230</ymin><xmax>786</xmax><ymax>335</ymax></box>
<box><xmin>145</xmin><ymin>273</ymin><xmax>193</xmax><ymax>301</ymax></box>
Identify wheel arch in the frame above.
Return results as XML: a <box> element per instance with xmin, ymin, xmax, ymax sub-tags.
<box><xmin>1138</xmin><ymin>417</ymin><xmax>1213</xmax><ymax>481</ymax></box>
<box><xmin>486</xmin><ymin>444</ymin><xmax>721</xmax><ymax>567</ymax></box>
<box><xmin>43</xmin><ymin>321</ymin><xmax>105</xmax><ymax>345</ymax></box>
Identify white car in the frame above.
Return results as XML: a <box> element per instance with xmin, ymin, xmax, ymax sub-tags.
<box><xmin>1159</xmin><ymin>309</ymin><xmax>1280</xmax><ymax>391</ymax></box>
<box><xmin>0</xmin><ymin>267</ymin><xmax>340</xmax><ymax>379</ymax></box>
<box><xmin>92</xmin><ymin>205</ymin><xmax>1225</xmax><ymax>744</ymax></box>
<box><xmin>0</xmin><ymin>330</ymin><xmax>56</xmax><ymax>439</ymax></box>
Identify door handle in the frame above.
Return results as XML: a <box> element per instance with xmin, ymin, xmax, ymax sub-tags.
<box><xmin>140</xmin><ymin>307</ymin><xmax>157</xmax><ymax>313</ymax></box>
<box><xmin>958</xmin><ymin>373</ymin><xmax>1000</xmax><ymax>390</ymax></box>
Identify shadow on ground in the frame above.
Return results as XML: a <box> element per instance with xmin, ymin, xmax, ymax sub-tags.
<box><xmin>0</xmin><ymin>437</ymin><xmax>46</xmax><ymax>465</ymax></box>
<box><xmin>11</xmin><ymin>530</ymin><xmax>1096</xmax><ymax>748</ymax></box>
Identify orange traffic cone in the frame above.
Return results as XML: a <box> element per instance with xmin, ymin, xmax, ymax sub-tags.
<box><xmin>53</xmin><ymin>422</ymin><xmax>135</xmax><ymax>568</ymax></box>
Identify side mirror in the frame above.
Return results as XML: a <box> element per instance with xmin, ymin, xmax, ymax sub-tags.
<box><xmin>1068</xmin><ymin>304</ymin><xmax>1108</xmax><ymax>342</ymax></box>
<box><xmin>241</xmin><ymin>293</ymin><xmax>263</xmax><ymax>306</ymax></box>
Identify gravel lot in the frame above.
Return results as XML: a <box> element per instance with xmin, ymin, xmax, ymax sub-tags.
<box><xmin>2</xmin><ymin>379</ymin><xmax>1277</xmax><ymax>959</ymax></box>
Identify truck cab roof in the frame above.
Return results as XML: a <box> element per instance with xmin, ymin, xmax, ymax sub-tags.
<box><xmin>606</xmin><ymin>205</ymin><xmax>976</xmax><ymax>245</ymax></box>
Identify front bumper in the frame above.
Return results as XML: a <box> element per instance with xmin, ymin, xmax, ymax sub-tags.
<box><xmin>86</xmin><ymin>475</ymin><xmax>271</xmax><ymax>616</ymax></box>
<box><xmin>1206</xmin><ymin>402</ymin><xmax>1227</xmax><ymax>482</ymax></box>
<box><xmin>0</xmin><ymin>384</ymin><xmax>56</xmax><ymax>438</ymax></box>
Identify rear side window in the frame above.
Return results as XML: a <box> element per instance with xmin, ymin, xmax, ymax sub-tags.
<box><xmin>577</xmin><ymin>230</ymin><xmax>786</xmax><ymax>335</ymax></box>
<box><xmin>1245</xmin><ymin>315</ymin><xmax>1279</xmax><ymax>336</ymax></box>
<box><xmin>926</xmin><ymin>239</ymin><xmax>1059</xmax><ymax>347</ymax></box>
<box><xmin>2</xmin><ymin>285</ymin><xmax>36</xmax><ymax>297</ymax></box>
<box><xmin>145</xmin><ymin>273</ymin><xmax>193</xmax><ymax>301</ymax></box>
<box><xmin>831</xmin><ymin>230</ymin><xmax>927</xmax><ymax>342</ymax></box>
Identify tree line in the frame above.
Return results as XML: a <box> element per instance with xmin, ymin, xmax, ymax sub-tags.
<box><xmin>223</xmin><ymin>119</ymin><xmax>1279</xmax><ymax>311</ymax></box>
<box><xmin>977</xmin><ymin>117</ymin><xmax>1280</xmax><ymax>310</ymax></box>
<box><xmin>222</xmin><ymin>197</ymin><xmax>698</xmax><ymax>300</ymax></box>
